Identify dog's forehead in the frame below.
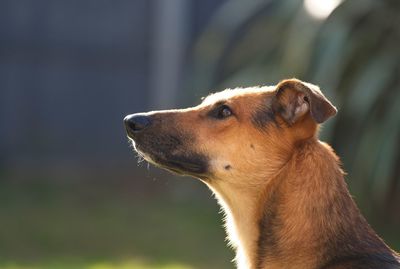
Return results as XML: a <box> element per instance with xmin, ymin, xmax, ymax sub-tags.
<box><xmin>201</xmin><ymin>85</ymin><xmax>275</xmax><ymax>107</ymax></box>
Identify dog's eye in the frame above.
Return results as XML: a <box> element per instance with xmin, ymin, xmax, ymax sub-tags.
<box><xmin>215</xmin><ymin>105</ymin><xmax>233</xmax><ymax>119</ymax></box>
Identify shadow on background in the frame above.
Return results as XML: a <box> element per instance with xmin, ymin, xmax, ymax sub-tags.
<box><xmin>0</xmin><ymin>0</ymin><xmax>399</xmax><ymax>268</ymax></box>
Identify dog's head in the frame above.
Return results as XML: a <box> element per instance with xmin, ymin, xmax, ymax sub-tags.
<box><xmin>124</xmin><ymin>79</ymin><xmax>336</xmax><ymax>183</ymax></box>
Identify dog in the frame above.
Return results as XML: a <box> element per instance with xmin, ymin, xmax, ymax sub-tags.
<box><xmin>124</xmin><ymin>79</ymin><xmax>400</xmax><ymax>269</ymax></box>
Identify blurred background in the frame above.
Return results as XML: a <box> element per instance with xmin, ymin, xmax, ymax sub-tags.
<box><xmin>0</xmin><ymin>0</ymin><xmax>399</xmax><ymax>268</ymax></box>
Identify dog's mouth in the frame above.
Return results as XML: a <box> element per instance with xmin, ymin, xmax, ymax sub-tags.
<box><xmin>130</xmin><ymin>137</ymin><xmax>209</xmax><ymax>178</ymax></box>
<box><xmin>149</xmin><ymin>152</ymin><xmax>209</xmax><ymax>176</ymax></box>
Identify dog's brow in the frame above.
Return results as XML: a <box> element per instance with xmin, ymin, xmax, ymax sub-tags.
<box><xmin>212</xmin><ymin>100</ymin><xmax>227</xmax><ymax>107</ymax></box>
<box><xmin>202</xmin><ymin>89</ymin><xmax>234</xmax><ymax>105</ymax></box>
<box><xmin>201</xmin><ymin>96</ymin><xmax>227</xmax><ymax>107</ymax></box>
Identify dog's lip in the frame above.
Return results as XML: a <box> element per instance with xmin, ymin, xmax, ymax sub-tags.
<box><xmin>161</xmin><ymin>157</ymin><xmax>206</xmax><ymax>174</ymax></box>
<box><xmin>133</xmin><ymin>144</ymin><xmax>208</xmax><ymax>177</ymax></box>
<box><xmin>125</xmin><ymin>126</ymin><xmax>137</xmax><ymax>139</ymax></box>
<box><xmin>151</xmin><ymin>154</ymin><xmax>207</xmax><ymax>174</ymax></box>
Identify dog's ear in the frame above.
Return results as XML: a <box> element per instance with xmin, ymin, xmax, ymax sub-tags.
<box><xmin>273</xmin><ymin>79</ymin><xmax>337</xmax><ymax>125</ymax></box>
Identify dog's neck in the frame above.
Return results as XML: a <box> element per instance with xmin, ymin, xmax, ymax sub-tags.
<box><xmin>208</xmin><ymin>139</ymin><xmax>393</xmax><ymax>269</ymax></box>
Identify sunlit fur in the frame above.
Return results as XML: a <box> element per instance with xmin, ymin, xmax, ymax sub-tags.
<box><xmin>126</xmin><ymin>79</ymin><xmax>400</xmax><ymax>269</ymax></box>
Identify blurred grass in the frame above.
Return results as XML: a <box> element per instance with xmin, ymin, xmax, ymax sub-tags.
<box><xmin>0</xmin><ymin>260</ymin><xmax>192</xmax><ymax>269</ymax></box>
<box><xmin>0</xmin><ymin>176</ymin><xmax>233</xmax><ymax>269</ymax></box>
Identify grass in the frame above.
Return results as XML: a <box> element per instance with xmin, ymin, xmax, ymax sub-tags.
<box><xmin>0</xmin><ymin>260</ymin><xmax>193</xmax><ymax>269</ymax></box>
<box><xmin>0</xmin><ymin>175</ymin><xmax>233</xmax><ymax>269</ymax></box>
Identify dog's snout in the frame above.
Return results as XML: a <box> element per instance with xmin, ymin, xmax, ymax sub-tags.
<box><xmin>124</xmin><ymin>114</ymin><xmax>152</xmax><ymax>134</ymax></box>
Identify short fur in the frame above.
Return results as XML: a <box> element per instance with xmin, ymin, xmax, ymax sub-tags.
<box><xmin>124</xmin><ymin>79</ymin><xmax>400</xmax><ymax>269</ymax></box>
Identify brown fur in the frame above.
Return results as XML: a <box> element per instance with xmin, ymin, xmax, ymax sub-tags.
<box><xmin>125</xmin><ymin>79</ymin><xmax>400</xmax><ymax>269</ymax></box>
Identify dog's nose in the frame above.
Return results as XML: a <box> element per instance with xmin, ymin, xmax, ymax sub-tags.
<box><xmin>124</xmin><ymin>114</ymin><xmax>152</xmax><ymax>134</ymax></box>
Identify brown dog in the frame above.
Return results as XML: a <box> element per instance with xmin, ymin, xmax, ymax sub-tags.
<box><xmin>124</xmin><ymin>79</ymin><xmax>400</xmax><ymax>269</ymax></box>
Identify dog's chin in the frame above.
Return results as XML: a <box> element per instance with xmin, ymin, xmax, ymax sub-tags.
<box><xmin>133</xmin><ymin>146</ymin><xmax>209</xmax><ymax>178</ymax></box>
